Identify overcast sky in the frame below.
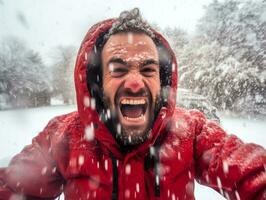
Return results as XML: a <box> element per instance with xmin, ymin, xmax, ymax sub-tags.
<box><xmin>0</xmin><ymin>0</ymin><xmax>212</xmax><ymax>64</ymax></box>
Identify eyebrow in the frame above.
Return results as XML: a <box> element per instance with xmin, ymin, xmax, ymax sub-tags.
<box><xmin>141</xmin><ymin>59</ymin><xmax>159</xmax><ymax>67</ymax></box>
<box><xmin>108</xmin><ymin>57</ymin><xmax>128</xmax><ymax>66</ymax></box>
<box><xmin>107</xmin><ymin>57</ymin><xmax>159</xmax><ymax>68</ymax></box>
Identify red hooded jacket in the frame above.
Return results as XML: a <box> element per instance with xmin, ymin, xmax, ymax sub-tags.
<box><xmin>0</xmin><ymin>19</ymin><xmax>266</xmax><ymax>200</ymax></box>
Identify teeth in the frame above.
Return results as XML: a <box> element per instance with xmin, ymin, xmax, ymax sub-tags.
<box><xmin>125</xmin><ymin>115</ymin><xmax>144</xmax><ymax>121</ymax></box>
<box><xmin>121</xmin><ymin>99</ymin><xmax>146</xmax><ymax>105</ymax></box>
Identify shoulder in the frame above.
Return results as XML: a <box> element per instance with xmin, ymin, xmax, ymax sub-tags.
<box><xmin>34</xmin><ymin>111</ymin><xmax>82</xmax><ymax>147</ymax></box>
<box><xmin>173</xmin><ymin>107</ymin><xmax>225</xmax><ymax>140</ymax></box>
<box><xmin>45</xmin><ymin>111</ymin><xmax>80</xmax><ymax>128</ymax></box>
<box><xmin>43</xmin><ymin>111</ymin><xmax>81</xmax><ymax>135</ymax></box>
<box><xmin>172</xmin><ymin>106</ymin><xmax>207</xmax><ymax>124</ymax></box>
<box><xmin>168</xmin><ymin>107</ymin><xmax>213</xmax><ymax>136</ymax></box>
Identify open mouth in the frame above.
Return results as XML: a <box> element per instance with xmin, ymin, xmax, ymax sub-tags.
<box><xmin>119</xmin><ymin>98</ymin><xmax>147</xmax><ymax>121</ymax></box>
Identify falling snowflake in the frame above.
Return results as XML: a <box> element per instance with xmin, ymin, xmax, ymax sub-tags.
<box><xmin>105</xmin><ymin>160</ymin><xmax>108</xmax><ymax>171</ymax></box>
<box><xmin>83</xmin><ymin>96</ymin><xmax>90</xmax><ymax>107</ymax></box>
<box><xmin>107</xmin><ymin>109</ymin><xmax>111</xmax><ymax>119</ymax></box>
<box><xmin>117</xmin><ymin>124</ymin><xmax>121</xmax><ymax>134</ymax></box>
<box><xmin>78</xmin><ymin>155</ymin><xmax>85</xmax><ymax>166</ymax></box>
<box><xmin>216</xmin><ymin>177</ymin><xmax>224</xmax><ymax>196</ymax></box>
<box><xmin>125</xmin><ymin>164</ymin><xmax>131</xmax><ymax>175</ymax></box>
<box><xmin>90</xmin><ymin>98</ymin><xmax>96</xmax><ymax>110</ymax></box>
<box><xmin>136</xmin><ymin>183</ymin><xmax>140</xmax><ymax>193</ymax></box>
<box><xmin>85</xmin><ymin>124</ymin><xmax>94</xmax><ymax>141</ymax></box>
<box><xmin>41</xmin><ymin>166</ymin><xmax>47</xmax><ymax>175</ymax></box>
<box><xmin>222</xmin><ymin>161</ymin><xmax>229</xmax><ymax>174</ymax></box>
<box><xmin>108</xmin><ymin>63</ymin><xmax>114</xmax><ymax>72</ymax></box>
<box><xmin>172</xmin><ymin>63</ymin><xmax>176</xmax><ymax>72</ymax></box>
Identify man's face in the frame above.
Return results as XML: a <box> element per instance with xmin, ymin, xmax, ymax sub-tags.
<box><xmin>102</xmin><ymin>32</ymin><xmax>160</xmax><ymax>145</ymax></box>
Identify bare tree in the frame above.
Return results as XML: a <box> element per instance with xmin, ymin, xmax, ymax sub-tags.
<box><xmin>0</xmin><ymin>36</ymin><xmax>51</xmax><ymax>109</ymax></box>
<box><xmin>51</xmin><ymin>45</ymin><xmax>77</xmax><ymax>104</ymax></box>
<box><xmin>178</xmin><ymin>0</ymin><xmax>266</xmax><ymax>116</ymax></box>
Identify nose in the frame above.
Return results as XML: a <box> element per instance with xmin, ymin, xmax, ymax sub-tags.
<box><xmin>124</xmin><ymin>73</ymin><xmax>145</xmax><ymax>93</ymax></box>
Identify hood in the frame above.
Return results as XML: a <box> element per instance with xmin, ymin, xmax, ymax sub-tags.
<box><xmin>74</xmin><ymin>19</ymin><xmax>178</xmax><ymax>157</ymax></box>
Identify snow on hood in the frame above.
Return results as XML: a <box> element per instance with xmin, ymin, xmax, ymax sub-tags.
<box><xmin>73</xmin><ymin>18</ymin><xmax>178</xmax><ymax>154</ymax></box>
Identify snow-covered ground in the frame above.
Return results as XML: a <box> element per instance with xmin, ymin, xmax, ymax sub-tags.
<box><xmin>0</xmin><ymin>105</ymin><xmax>265</xmax><ymax>199</ymax></box>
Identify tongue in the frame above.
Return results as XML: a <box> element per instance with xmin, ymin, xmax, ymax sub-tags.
<box><xmin>121</xmin><ymin>105</ymin><xmax>143</xmax><ymax>118</ymax></box>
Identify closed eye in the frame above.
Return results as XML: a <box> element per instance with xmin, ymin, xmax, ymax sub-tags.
<box><xmin>110</xmin><ymin>67</ymin><xmax>128</xmax><ymax>77</ymax></box>
<box><xmin>141</xmin><ymin>66</ymin><xmax>158</xmax><ymax>77</ymax></box>
<box><xmin>141</xmin><ymin>68</ymin><xmax>156</xmax><ymax>73</ymax></box>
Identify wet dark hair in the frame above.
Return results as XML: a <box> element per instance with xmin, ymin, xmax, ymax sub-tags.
<box><xmin>107</xmin><ymin>8</ymin><xmax>155</xmax><ymax>39</ymax></box>
<box><xmin>86</xmin><ymin>8</ymin><xmax>173</xmax><ymax>138</ymax></box>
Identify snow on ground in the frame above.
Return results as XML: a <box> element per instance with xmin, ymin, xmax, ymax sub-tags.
<box><xmin>0</xmin><ymin>105</ymin><xmax>76</xmax><ymax>159</ymax></box>
<box><xmin>0</xmin><ymin>105</ymin><xmax>265</xmax><ymax>200</ymax></box>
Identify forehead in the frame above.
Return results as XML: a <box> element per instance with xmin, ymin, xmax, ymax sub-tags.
<box><xmin>102</xmin><ymin>32</ymin><xmax>158</xmax><ymax>62</ymax></box>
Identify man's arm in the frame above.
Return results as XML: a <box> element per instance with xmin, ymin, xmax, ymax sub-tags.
<box><xmin>192</xmin><ymin>110</ymin><xmax>266</xmax><ymax>200</ymax></box>
<box><xmin>0</xmin><ymin>118</ymin><xmax>65</xmax><ymax>200</ymax></box>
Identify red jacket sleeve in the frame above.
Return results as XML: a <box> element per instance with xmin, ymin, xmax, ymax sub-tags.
<box><xmin>0</xmin><ymin>118</ymin><xmax>65</xmax><ymax>200</ymax></box>
<box><xmin>193</xmin><ymin>110</ymin><xmax>266</xmax><ymax>200</ymax></box>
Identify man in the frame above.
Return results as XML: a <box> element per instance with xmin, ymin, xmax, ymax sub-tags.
<box><xmin>0</xmin><ymin>8</ymin><xmax>265</xmax><ymax>200</ymax></box>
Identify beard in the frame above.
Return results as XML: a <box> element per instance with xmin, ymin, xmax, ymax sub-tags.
<box><xmin>101</xmin><ymin>91</ymin><xmax>163</xmax><ymax>146</ymax></box>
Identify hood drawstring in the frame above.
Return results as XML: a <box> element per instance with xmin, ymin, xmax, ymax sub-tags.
<box><xmin>154</xmin><ymin>146</ymin><xmax>161</xmax><ymax>197</ymax></box>
<box><xmin>145</xmin><ymin>145</ymin><xmax>161</xmax><ymax>197</ymax></box>
<box><xmin>154</xmin><ymin>135</ymin><xmax>162</xmax><ymax>197</ymax></box>
<box><xmin>109</xmin><ymin>151</ymin><xmax>118</xmax><ymax>200</ymax></box>
<box><xmin>109</xmin><ymin>141</ymin><xmax>161</xmax><ymax>200</ymax></box>
<box><xmin>110</xmin><ymin>148</ymin><xmax>160</xmax><ymax>200</ymax></box>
